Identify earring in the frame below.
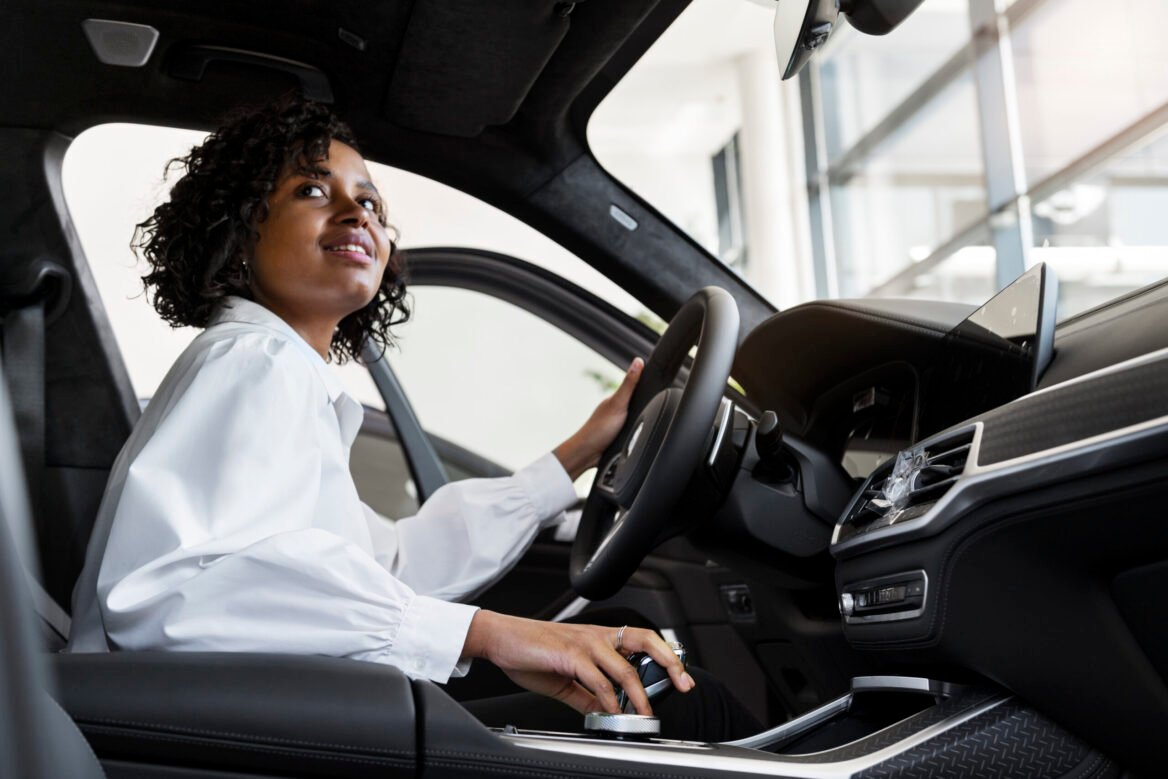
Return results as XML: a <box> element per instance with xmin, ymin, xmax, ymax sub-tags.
<box><xmin>240</xmin><ymin>259</ymin><xmax>252</xmax><ymax>284</ymax></box>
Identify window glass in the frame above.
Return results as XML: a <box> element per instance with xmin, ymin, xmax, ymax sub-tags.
<box><xmin>588</xmin><ymin>0</ymin><xmax>815</xmax><ymax>308</ymax></box>
<box><xmin>60</xmin><ymin>124</ymin><xmax>386</xmax><ymax>408</ymax></box>
<box><xmin>818</xmin><ymin>0</ymin><xmax>972</xmax><ymax>160</ymax></box>
<box><xmin>591</xmin><ymin>0</ymin><xmax>1168</xmax><ymax>317</ymax></box>
<box><xmin>1011</xmin><ymin>0</ymin><xmax>1168</xmax><ymax>184</ymax></box>
<box><xmin>62</xmin><ymin>123</ymin><xmax>650</xmax><ymax>402</ymax></box>
<box><xmin>62</xmin><ymin>122</ymin><xmax>646</xmax><ymax>507</ymax></box>
<box><xmin>829</xmin><ymin>73</ymin><xmax>987</xmax><ymax>298</ymax></box>
<box><xmin>387</xmin><ymin>286</ymin><xmax>622</xmax><ymax>492</ymax></box>
<box><xmin>864</xmin><ymin>225</ymin><xmax>997</xmax><ymax>304</ymax></box>
<box><xmin>1030</xmin><ymin>126</ymin><xmax>1168</xmax><ymax>319</ymax></box>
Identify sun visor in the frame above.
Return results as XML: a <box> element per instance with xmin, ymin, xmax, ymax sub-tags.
<box><xmin>385</xmin><ymin>0</ymin><xmax>571</xmax><ymax>137</ymax></box>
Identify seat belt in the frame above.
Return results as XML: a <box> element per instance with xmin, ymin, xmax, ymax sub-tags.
<box><xmin>0</xmin><ymin>260</ymin><xmax>73</xmax><ymax>644</ymax></box>
<box><xmin>4</xmin><ymin>304</ymin><xmax>45</xmax><ymax>528</ymax></box>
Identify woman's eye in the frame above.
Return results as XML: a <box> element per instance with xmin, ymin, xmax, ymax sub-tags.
<box><xmin>358</xmin><ymin>196</ymin><xmax>379</xmax><ymax>212</ymax></box>
<box><xmin>298</xmin><ymin>183</ymin><xmax>325</xmax><ymax>198</ymax></box>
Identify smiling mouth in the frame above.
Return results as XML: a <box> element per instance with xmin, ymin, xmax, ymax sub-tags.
<box><xmin>323</xmin><ymin>243</ymin><xmax>373</xmax><ymax>264</ymax></box>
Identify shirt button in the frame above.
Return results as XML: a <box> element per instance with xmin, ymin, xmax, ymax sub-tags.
<box><xmin>411</xmin><ymin>658</ymin><xmax>425</xmax><ymax>673</ymax></box>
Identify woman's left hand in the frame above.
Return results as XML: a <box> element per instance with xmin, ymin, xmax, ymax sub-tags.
<box><xmin>554</xmin><ymin>358</ymin><xmax>644</xmax><ymax>481</ymax></box>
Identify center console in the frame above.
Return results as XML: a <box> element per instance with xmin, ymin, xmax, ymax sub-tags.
<box><xmin>475</xmin><ymin>676</ymin><xmax>1104</xmax><ymax>778</ymax></box>
<box><xmin>54</xmin><ymin>651</ymin><xmax>1112</xmax><ymax>778</ymax></box>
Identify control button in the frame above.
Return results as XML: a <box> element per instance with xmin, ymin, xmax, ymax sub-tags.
<box><xmin>876</xmin><ymin>585</ymin><xmax>906</xmax><ymax>605</ymax></box>
<box><xmin>721</xmin><ymin>585</ymin><xmax>755</xmax><ymax>619</ymax></box>
<box><xmin>907</xmin><ymin>581</ymin><xmax>925</xmax><ymax>596</ymax></box>
<box><xmin>840</xmin><ymin>593</ymin><xmax>854</xmax><ymax>616</ymax></box>
<box><xmin>856</xmin><ymin>592</ymin><xmax>869</xmax><ymax>608</ymax></box>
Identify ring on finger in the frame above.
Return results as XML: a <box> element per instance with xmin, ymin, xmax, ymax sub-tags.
<box><xmin>615</xmin><ymin>624</ymin><xmax>629</xmax><ymax>655</ymax></box>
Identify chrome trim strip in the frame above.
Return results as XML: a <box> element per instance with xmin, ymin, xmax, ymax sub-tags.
<box><xmin>1025</xmin><ymin>344</ymin><xmax>1168</xmax><ymax>400</ymax></box>
<box><xmin>723</xmin><ymin>692</ymin><xmax>852</xmax><ymax>750</ymax></box>
<box><xmin>851</xmin><ymin>676</ymin><xmax>936</xmax><ymax>694</ymax></box>
<box><xmin>508</xmin><ymin>696</ymin><xmax>1009</xmax><ymax>778</ymax></box>
<box><xmin>724</xmin><ymin>677</ymin><xmax>949</xmax><ymax>751</ymax></box>
<box><xmin>708</xmin><ymin>398</ymin><xmax>733</xmax><ymax>467</ymax></box>
<box><xmin>643</xmin><ymin>679</ymin><xmax>672</xmax><ymax>698</ymax></box>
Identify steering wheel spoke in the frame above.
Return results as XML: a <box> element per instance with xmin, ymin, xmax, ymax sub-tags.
<box><xmin>593</xmin><ymin>475</ymin><xmax>621</xmax><ymax>505</ymax></box>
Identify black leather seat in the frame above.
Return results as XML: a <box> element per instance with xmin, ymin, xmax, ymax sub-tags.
<box><xmin>0</xmin><ymin>361</ymin><xmax>104</xmax><ymax>779</ymax></box>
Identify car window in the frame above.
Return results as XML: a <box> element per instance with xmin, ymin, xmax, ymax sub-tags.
<box><xmin>61</xmin><ymin>122</ymin><xmax>645</xmax><ymax>508</ymax></box>
<box><xmin>387</xmin><ymin>285</ymin><xmax>624</xmax><ymax>495</ymax></box>
<box><xmin>589</xmin><ymin>0</ymin><xmax>1168</xmax><ymax>319</ymax></box>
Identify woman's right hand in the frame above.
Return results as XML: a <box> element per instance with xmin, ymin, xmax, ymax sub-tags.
<box><xmin>461</xmin><ymin>610</ymin><xmax>695</xmax><ymax>715</ymax></box>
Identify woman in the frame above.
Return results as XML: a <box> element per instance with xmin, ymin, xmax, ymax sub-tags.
<box><xmin>67</xmin><ymin>97</ymin><xmax>757</xmax><ymax>740</ymax></box>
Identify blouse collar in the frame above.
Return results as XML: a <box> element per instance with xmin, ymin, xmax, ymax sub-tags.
<box><xmin>208</xmin><ymin>296</ymin><xmax>348</xmax><ymax>403</ymax></box>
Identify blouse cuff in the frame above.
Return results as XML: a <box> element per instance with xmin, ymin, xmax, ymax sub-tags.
<box><xmin>383</xmin><ymin>595</ymin><xmax>479</xmax><ymax>683</ymax></box>
<box><xmin>515</xmin><ymin>452</ymin><xmax>579</xmax><ymax>526</ymax></box>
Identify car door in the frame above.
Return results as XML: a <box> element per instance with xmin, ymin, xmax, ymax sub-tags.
<box><xmin>358</xmin><ymin>247</ymin><xmax>659</xmax><ymax>621</ymax></box>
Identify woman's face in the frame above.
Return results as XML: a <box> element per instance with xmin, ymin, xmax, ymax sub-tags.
<box><xmin>249</xmin><ymin>139</ymin><xmax>393</xmax><ymax>324</ymax></box>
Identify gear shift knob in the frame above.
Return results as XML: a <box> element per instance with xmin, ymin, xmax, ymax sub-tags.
<box><xmin>618</xmin><ymin>642</ymin><xmax>687</xmax><ymax>713</ymax></box>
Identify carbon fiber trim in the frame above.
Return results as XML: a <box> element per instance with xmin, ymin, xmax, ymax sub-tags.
<box><xmin>978</xmin><ymin>355</ymin><xmax>1168</xmax><ymax>466</ymax></box>
<box><xmin>854</xmin><ymin>700</ymin><xmax>1109</xmax><ymax>779</ymax></box>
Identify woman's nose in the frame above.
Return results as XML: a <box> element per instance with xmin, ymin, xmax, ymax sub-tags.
<box><xmin>333</xmin><ymin>194</ymin><xmax>370</xmax><ymax>226</ymax></box>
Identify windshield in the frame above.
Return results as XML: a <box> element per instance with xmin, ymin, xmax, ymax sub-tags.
<box><xmin>589</xmin><ymin>0</ymin><xmax>1168</xmax><ymax>319</ymax></box>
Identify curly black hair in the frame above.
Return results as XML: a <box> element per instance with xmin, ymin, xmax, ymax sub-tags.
<box><xmin>134</xmin><ymin>94</ymin><xmax>408</xmax><ymax>364</ymax></box>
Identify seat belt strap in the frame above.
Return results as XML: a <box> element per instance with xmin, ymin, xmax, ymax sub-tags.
<box><xmin>3</xmin><ymin>303</ymin><xmax>44</xmax><ymax>524</ymax></box>
<box><xmin>29</xmin><ymin>572</ymin><xmax>70</xmax><ymax>642</ymax></box>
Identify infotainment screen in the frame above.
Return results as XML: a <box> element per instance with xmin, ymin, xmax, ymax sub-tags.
<box><xmin>917</xmin><ymin>263</ymin><xmax>1058</xmax><ymax>440</ymax></box>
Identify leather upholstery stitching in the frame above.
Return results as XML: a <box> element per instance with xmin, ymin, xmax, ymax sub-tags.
<box><xmin>80</xmin><ymin>728</ymin><xmax>413</xmax><ymax>770</ymax></box>
<box><xmin>76</xmin><ymin>717</ymin><xmax>414</xmax><ymax>756</ymax></box>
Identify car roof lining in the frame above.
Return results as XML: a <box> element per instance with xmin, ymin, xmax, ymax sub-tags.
<box><xmin>7</xmin><ymin>0</ymin><xmax>664</xmax><ymax>159</ymax></box>
<box><xmin>4</xmin><ymin>0</ymin><xmax>775</xmax><ymax>327</ymax></box>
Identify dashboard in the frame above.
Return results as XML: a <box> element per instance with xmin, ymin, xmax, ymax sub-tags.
<box><xmin>725</xmin><ymin>274</ymin><xmax>1168</xmax><ymax>771</ymax></box>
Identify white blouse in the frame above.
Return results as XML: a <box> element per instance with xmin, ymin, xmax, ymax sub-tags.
<box><xmin>67</xmin><ymin>296</ymin><xmax>578</xmax><ymax>683</ymax></box>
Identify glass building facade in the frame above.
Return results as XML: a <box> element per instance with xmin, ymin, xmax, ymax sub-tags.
<box><xmin>802</xmin><ymin>0</ymin><xmax>1168</xmax><ymax>316</ymax></box>
<box><xmin>591</xmin><ymin>0</ymin><xmax>1168</xmax><ymax>319</ymax></box>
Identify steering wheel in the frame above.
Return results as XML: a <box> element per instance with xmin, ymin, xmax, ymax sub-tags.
<box><xmin>570</xmin><ymin>287</ymin><xmax>740</xmax><ymax>600</ymax></box>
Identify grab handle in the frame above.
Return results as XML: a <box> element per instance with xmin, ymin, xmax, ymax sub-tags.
<box><xmin>169</xmin><ymin>45</ymin><xmax>333</xmax><ymax>103</ymax></box>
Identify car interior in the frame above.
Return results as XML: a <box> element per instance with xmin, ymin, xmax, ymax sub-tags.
<box><xmin>2</xmin><ymin>0</ymin><xmax>1167</xmax><ymax>777</ymax></box>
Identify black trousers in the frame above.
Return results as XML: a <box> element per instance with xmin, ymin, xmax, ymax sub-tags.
<box><xmin>449</xmin><ymin>664</ymin><xmax>761</xmax><ymax>742</ymax></box>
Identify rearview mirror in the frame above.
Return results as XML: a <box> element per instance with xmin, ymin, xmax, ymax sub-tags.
<box><xmin>771</xmin><ymin>0</ymin><xmax>928</xmax><ymax>80</ymax></box>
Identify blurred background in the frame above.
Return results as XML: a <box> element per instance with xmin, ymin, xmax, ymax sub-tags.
<box><xmin>591</xmin><ymin>0</ymin><xmax>1168</xmax><ymax>316</ymax></box>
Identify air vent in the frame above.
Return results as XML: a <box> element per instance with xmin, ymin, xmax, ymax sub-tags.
<box><xmin>837</xmin><ymin>428</ymin><xmax>975</xmax><ymax>542</ymax></box>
